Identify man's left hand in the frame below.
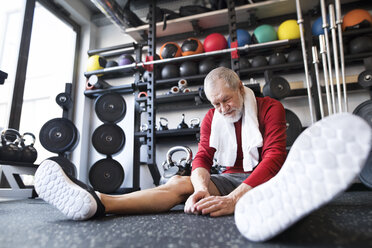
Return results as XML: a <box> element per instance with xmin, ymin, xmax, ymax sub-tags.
<box><xmin>194</xmin><ymin>195</ymin><xmax>236</xmax><ymax>217</ymax></box>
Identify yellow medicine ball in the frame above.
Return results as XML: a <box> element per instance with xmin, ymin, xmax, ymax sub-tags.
<box><xmin>87</xmin><ymin>55</ymin><xmax>106</xmax><ymax>72</ymax></box>
<box><xmin>277</xmin><ymin>20</ymin><xmax>300</xmax><ymax>40</ymax></box>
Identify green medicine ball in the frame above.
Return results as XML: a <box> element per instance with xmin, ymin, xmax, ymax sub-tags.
<box><xmin>252</xmin><ymin>24</ymin><xmax>278</xmax><ymax>43</ymax></box>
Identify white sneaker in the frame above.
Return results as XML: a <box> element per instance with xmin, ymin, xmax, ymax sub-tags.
<box><xmin>235</xmin><ymin>113</ymin><xmax>371</xmax><ymax>242</ymax></box>
<box><xmin>34</xmin><ymin>159</ymin><xmax>105</xmax><ymax>220</ymax></box>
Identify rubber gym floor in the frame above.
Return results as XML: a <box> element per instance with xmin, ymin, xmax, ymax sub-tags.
<box><xmin>0</xmin><ymin>185</ymin><xmax>371</xmax><ymax>248</ymax></box>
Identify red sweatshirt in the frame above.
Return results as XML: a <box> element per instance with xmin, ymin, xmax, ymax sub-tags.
<box><xmin>192</xmin><ymin>96</ymin><xmax>287</xmax><ymax>188</ymax></box>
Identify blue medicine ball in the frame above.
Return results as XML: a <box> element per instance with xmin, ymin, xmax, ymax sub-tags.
<box><xmin>228</xmin><ymin>29</ymin><xmax>251</xmax><ymax>47</ymax></box>
<box><xmin>312</xmin><ymin>16</ymin><xmax>330</xmax><ymax>36</ymax></box>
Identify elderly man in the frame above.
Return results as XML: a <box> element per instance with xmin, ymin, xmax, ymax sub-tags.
<box><xmin>34</xmin><ymin>67</ymin><xmax>371</xmax><ymax>242</ymax></box>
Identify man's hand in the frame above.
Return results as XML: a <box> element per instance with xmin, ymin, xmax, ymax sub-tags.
<box><xmin>194</xmin><ymin>195</ymin><xmax>236</xmax><ymax>217</ymax></box>
<box><xmin>194</xmin><ymin>183</ymin><xmax>253</xmax><ymax>217</ymax></box>
<box><xmin>184</xmin><ymin>190</ymin><xmax>210</xmax><ymax>214</ymax></box>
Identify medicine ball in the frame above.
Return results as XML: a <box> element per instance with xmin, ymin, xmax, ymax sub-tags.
<box><xmin>312</xmin><ymin>16</ymin><xmax>330</xmax><ymax>36</ymax></box>
<box><xmin>269</xmin><ymin>53</ymin><xmax>286</xmax><ymax>65</ymax></box>
<box><xmin>106</xmin><ymin>60</ymin><xmax>118</xmax><ymax>68</ymax></box>
<box><xmin>252</xmin><ymin>24</ymin><xmax>277</xmax><ymax>44</ymax></box>
<box><xmin>228</xmin><ymin>29</ymin><xmax>251</xmax><ymax>47</ymax></box>
<box><xmin>239</xmin><ymin>57</ymin><xmax>251</xmax><ymax>69</ymax></box>
<box><xmin>118</xmin><ymin>54</ymin><xmax>135</xmax><ymax>66</ymax></box>
<box><xmin>87</xmin><ymin>55</ymin><xmax>107</xmax><ymax>72</ymax></box>
<box><xmin>349</xmin><ymin>36</ymin><xmax>372</xmax><ymax>54</ymax></box>
<box><xmin>203</xmin><ymin>33</ymin><xmax>228</xmax><ymax>52</ymax></box>
<box><xmin>143</xmin><ymin>68</ymin><xmax>161</xmax><ymax>81</ymax></box>
<box><xmin>251</xmin><ymin>55</ymin><xmax>267</xmax><ymax>68</ymax></box>
<box><xmin>278</xmin><ymin>20</ymin><xmax>300</xmax><ymax>40</ymax></box>
<box><xmin>180</xmin><ymin>61</ymin><xmax>198</xmax><ymax>76</ymax></box>
<box><xmin>287</xmin><ymin>49</ymin><xmax>303</xmax><ymax>63</ymax></box>
<box><xmin>199</xmin><ymin>57</ymin><xmax>218</xmax><ymax>74</ymax></box>
<box><xmin>181</xmin><ymin>38</ymin><xmax>204</xmax><ymax>56</ymax></box>
<box><xmin>161</xmin><ymin>64</ymin><xmax>179</xmax><ymax>79</ymax></box>
<box><xmin>342</xmin><ymin>9</ymin><xmax>372</xmax><ymax>31</ymax></box>
<box><xmin>159</xmin><ymin>42</ymin><xmax>182</xmax><ymax>59</ymax></box>
<box><xmin>219</xmin><ymin>59</ymin><xmax>231</xmax><ymax>69</ymax></box>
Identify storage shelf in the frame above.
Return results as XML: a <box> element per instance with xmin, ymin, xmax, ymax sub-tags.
<box><xmin>135</xmin><ymin>127</ymin><xmax>200</xmax><ymax>138</ymax></box>
<box><xmin>125</xmin><ymin>0</ymin><xmax>316</xmax><ymax>42</ymax></box>
<box><xmin>84</xmin><ymin>84</ymin><xmax>134</xmax><ymax>98</ymax></box>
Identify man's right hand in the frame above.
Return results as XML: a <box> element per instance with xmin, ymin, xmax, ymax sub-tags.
<box><xmin>184</xmin><ymin>190</ymin><xmax>210</xmax><ymax>214</ymax></box>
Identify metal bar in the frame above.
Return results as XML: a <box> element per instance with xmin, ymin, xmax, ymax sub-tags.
<box><xmin>329</xmin><ymin>4</ymin><xmax>343</xmax><ymax>113</ymax></box>
<box><xmin>8</xmin><ymin>0</ymin><xmax>36</xmax><ymax>130</ymax></box>
<box><xmin>319</xmin><ymin>35</ymin><xmax>333</xmax><ymax>115</ymax></box>
<box><xmin>88</xmin><ymin>43</ymin><xmax>137</xmax><ymax>56</ymax></box>
<box><xmin>320</xmin><ymin>0</ymin><xmax>336</xmax><ymax>114</ymax></box>
<box><xmin>84</xmin><ymin>40</ymin><xmax>290</xmax><ymax>77</ymax></box>
<box><xmin>312</xmin><ymin>46</ymin><xmax>324</xmax><ymax>118</ymax></box>
<box><xmin>296</xmin><ymin>0</ymin><xmax>315</xmax><ymax>123</ymax></box>
<box><xmin>146</xmin><ymin>0</ymin><xmax>161</xmax><ymax>186</ymax></box>
<box><xmin>335</xmin><ymin>0</ymin><xmax>348</xmax><ymax>112</ymax></box>
<box><xmin>227</xmin><ymin>0</ymin><xmax>240</xmax><ymax>74</ymax></box>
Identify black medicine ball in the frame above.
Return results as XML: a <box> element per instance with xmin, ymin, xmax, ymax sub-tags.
<box><xmin>199</xmin><ymin>57</ymin><xmax>218</xmax><ymax>74</ymax></box>
<box><xmin>161</xmin><ymin>64</ymin><xmax>179</xmax><ymax>79</ymax></box>
<box><xmin>180</xmin><ymin>61</ymin><xmax>198</xmax><ymax>77</ymax></box>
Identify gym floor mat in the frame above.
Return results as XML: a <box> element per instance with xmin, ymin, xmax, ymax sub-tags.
<box><xmin>0</xmin><ymin>189</ymin><xmax>371</xmax><ymax>248</ymax></box>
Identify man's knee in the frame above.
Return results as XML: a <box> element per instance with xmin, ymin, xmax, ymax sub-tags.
<box><xmin>165</xmin><ymin>175</ymin><xmax>193</xmax><ymax>195</ymax></box>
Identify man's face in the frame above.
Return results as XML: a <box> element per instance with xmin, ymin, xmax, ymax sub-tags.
<box><xmin>209</xmin><ymin>79</ymin><xmax>244</xmax><ymax>123</ymax></box>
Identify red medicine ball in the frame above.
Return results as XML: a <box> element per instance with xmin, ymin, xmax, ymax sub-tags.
<box><xmin>159</xmin><ymin>42</ymin><xmax>182</xmax><ymax>59</ymax></box>
<box><xmin>203</xmin><ymin>33</ymin><xmax>228</xmax><ymax>52</ymax></box>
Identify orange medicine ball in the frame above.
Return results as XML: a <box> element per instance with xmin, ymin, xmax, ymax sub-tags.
<box><xmin>342</xmin><ymin>9</ymin><xmax>372</xmax><ymax>31</ymax></box>
<box><xmin>181</xmin><ymin>38</ymin><xmax>204</xmax><ymax>56</ymax></box>
<box><xmin>159</xmin><ymin>42</ymin><xmax>182</xmax><ymax>59</ymax></box>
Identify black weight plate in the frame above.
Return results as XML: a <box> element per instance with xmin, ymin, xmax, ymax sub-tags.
<box><xmin>39</xmin><ymin>118</ymin><xmax>79</xmax><ymax>153</ymax></box>
<box><xmin>89</xmin><ymin>158</ymin><xmax>124</xmax><ymax>193</ymax></box>
<box><xmin>92</xmin><ymin>123</ymin><xmax>125</xmax><ymax>155</ymax></box>
<box><xmin>48</xmin><ymin>156</ymin><xmax>77</xmax><ymax>178</ymax></box>
<box><xmin>360</xmin><ymin>152</ymin><xmax>372</xmax><ymax>190</ymax></box>
<box><xmin>353</xmin><ymin>100</ymin><xmax>372</xmax><ymax>128</ymax></box>
<box><xmin>270</xmin><ymin>77</ymin><xmax>290</xmax><ymax>100</ymax></box>
<box><xmin>358</xmin><ymin>70</ymin><xmax>372</xmax><ymax>88</ymax></box>
<box><xmin>95</xmin><ymin>92</ymin><xmax>126</xmax><ymax>123</ymax></box>
<box><xmin>285</xmin><ymin>109</ymin><xmax>302</xmax><ymax>147</ymax></box>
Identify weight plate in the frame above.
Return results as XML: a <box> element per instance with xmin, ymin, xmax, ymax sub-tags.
<box><xmin>285</xmin><ymin>109</ymin><xmax>302</xmax><ymax>147</ymax></box>
<box><xmin>39</xmin><ymin>118</ymin><xmax>79</xmax><ymax>153</ymax></box>
<box><xmin>358</xmin><ymin>70</ymin><xmax>372</xmax><ymax>88</ymax></box>
<box><xmin>360</xmin><ymin>152</ymin><xmax>372</xmax><ymax>189</ymax></box>
<box><xmin>95</xmin><ymin>92</ymin><xmax>126</xmax><ymax>123</ymax></box>
<box><xmin>89</xmin><ymin>158</ymin><xmax>124</xmax><ymax>193</ymax></box>
<box><xmin>48</xmin><ymin>156</ymin><xmax>77</xmax><ymax>178</ymax></box>
<box><xmin>92</xmin><ymin>123</ymin><xmax>125</xmax><ymax>155</ymax></box>
<box><xmin>353</xmin><ymin>100</ymin><xmax>372</xmax><ymax>128</ymax></box>
<box><xmin>269</xmin><ymin>77</ymin><xmax>291</xmax><ymax>100</ymax></box>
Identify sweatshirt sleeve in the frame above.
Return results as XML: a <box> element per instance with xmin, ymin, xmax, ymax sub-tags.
<box><xmin>191</xmin><ymin>109</ymin><xmax>216</xmax><ymax>173</ymax></box>
<box><xmin>243</xmin><ymin>99</ymin><xmax>287</xmax><ymax>188</ymax></box>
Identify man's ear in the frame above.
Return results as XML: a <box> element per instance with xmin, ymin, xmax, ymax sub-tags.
<box><xmin>239</xmin><ymin>81</ymin><xmax>244</xmax><ymax>93</ymax></box>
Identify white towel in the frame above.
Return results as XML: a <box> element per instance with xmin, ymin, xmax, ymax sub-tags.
<box><xmin>209</xmin><ymin>87</ymin><xmax>263</xmax><ymax>172</ymax></box>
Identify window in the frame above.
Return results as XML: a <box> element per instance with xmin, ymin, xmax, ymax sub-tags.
<box><xmin>0</xmin><ymin>1</ymin><xmax>26</xmax><ymax>129</ymax></box>
<box><xmin>19</xmin><ymin>2</ymin><xmax>77</xmax><ymax>163</ymax></box>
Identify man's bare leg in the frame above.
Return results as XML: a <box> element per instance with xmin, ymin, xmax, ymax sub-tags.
<box><xmin>101</xmin><ymin>175</ymin><xmax>221</xmax><ymax>215</ymax></box>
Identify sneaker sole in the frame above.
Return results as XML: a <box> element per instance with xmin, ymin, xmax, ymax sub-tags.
<box><xmin>34</xmin><ymin>160</ymin><xmax>97</xmax><ymax>221</ymax></box>
<box><xmin>235</xmin><ymin>113</ymin><xmax>372</xmax><ymax>242</ymax></box>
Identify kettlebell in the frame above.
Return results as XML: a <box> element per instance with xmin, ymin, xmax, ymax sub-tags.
<box><xmin>158</xmin><ymin>117</ymin><xmax>169</xmax><ymax>131</ymax></box>
<box><xmin>20</xmin><ymin>132</ymin><xmax>38</xmax><ymax>164</ymax></box>
<box><xmin>177</xmin><ymin>114</ymin><xmax>189</xmax><ymax>129</ymax></box>
<box><xmin>1</xmin><ymin>129</ymin><xmax>22</xmax><ymax>162</ymax></box>
<box><xmin>160</xmin><ymin>146</ymin><xmax>193</xmax><ymax>184</ymax></box>
<box><xmin>190</xmin><ymin>118</ymin><xmax>200</xmax><ymax>128</ymax></box>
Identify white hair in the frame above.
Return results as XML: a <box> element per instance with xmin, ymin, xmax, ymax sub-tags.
<box><xmin>204</xmin><ymin>67</ymin><xmax>241</xmax><ymax>100</ymax></box>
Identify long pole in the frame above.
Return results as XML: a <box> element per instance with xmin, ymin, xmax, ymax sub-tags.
<box><xmin>319</xmin><ymin>35</ymin><xmax>333</xmax><ymax>115</ymax></box>
<box><xmin>329</xmin><ymin>4</ymin><xmax>343</xmax><ymax>113</ymax></box>
<box><xmin>312</xmin><ymin>46</ymin><xmax>324</xmax><ymax>118</ymax></box>
<box><xmin>320</xmin><ymin>0</ymin><xmax>337</xmax><ymax>114</ymax></box>
<box><xmin>296</xmin><ymin>0</ymin><xmax>315</xmax><ymax>123</ymax></box>
<box><xmin>335</xmin><ymin>0</ymin><xmax>348</xmax><ymax>112</ymax></box>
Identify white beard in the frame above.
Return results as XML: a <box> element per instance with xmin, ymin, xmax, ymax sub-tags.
<box><xmin>222</xmin><ymin>93</ymin><xmax>244</xmax><ymax>123</ymax></box>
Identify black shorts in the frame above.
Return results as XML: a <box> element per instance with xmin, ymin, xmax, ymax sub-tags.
<box><xmin>210</xmin><ymin>173</ymin><xmax>251</xmax><ymax>196</ymax></box>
